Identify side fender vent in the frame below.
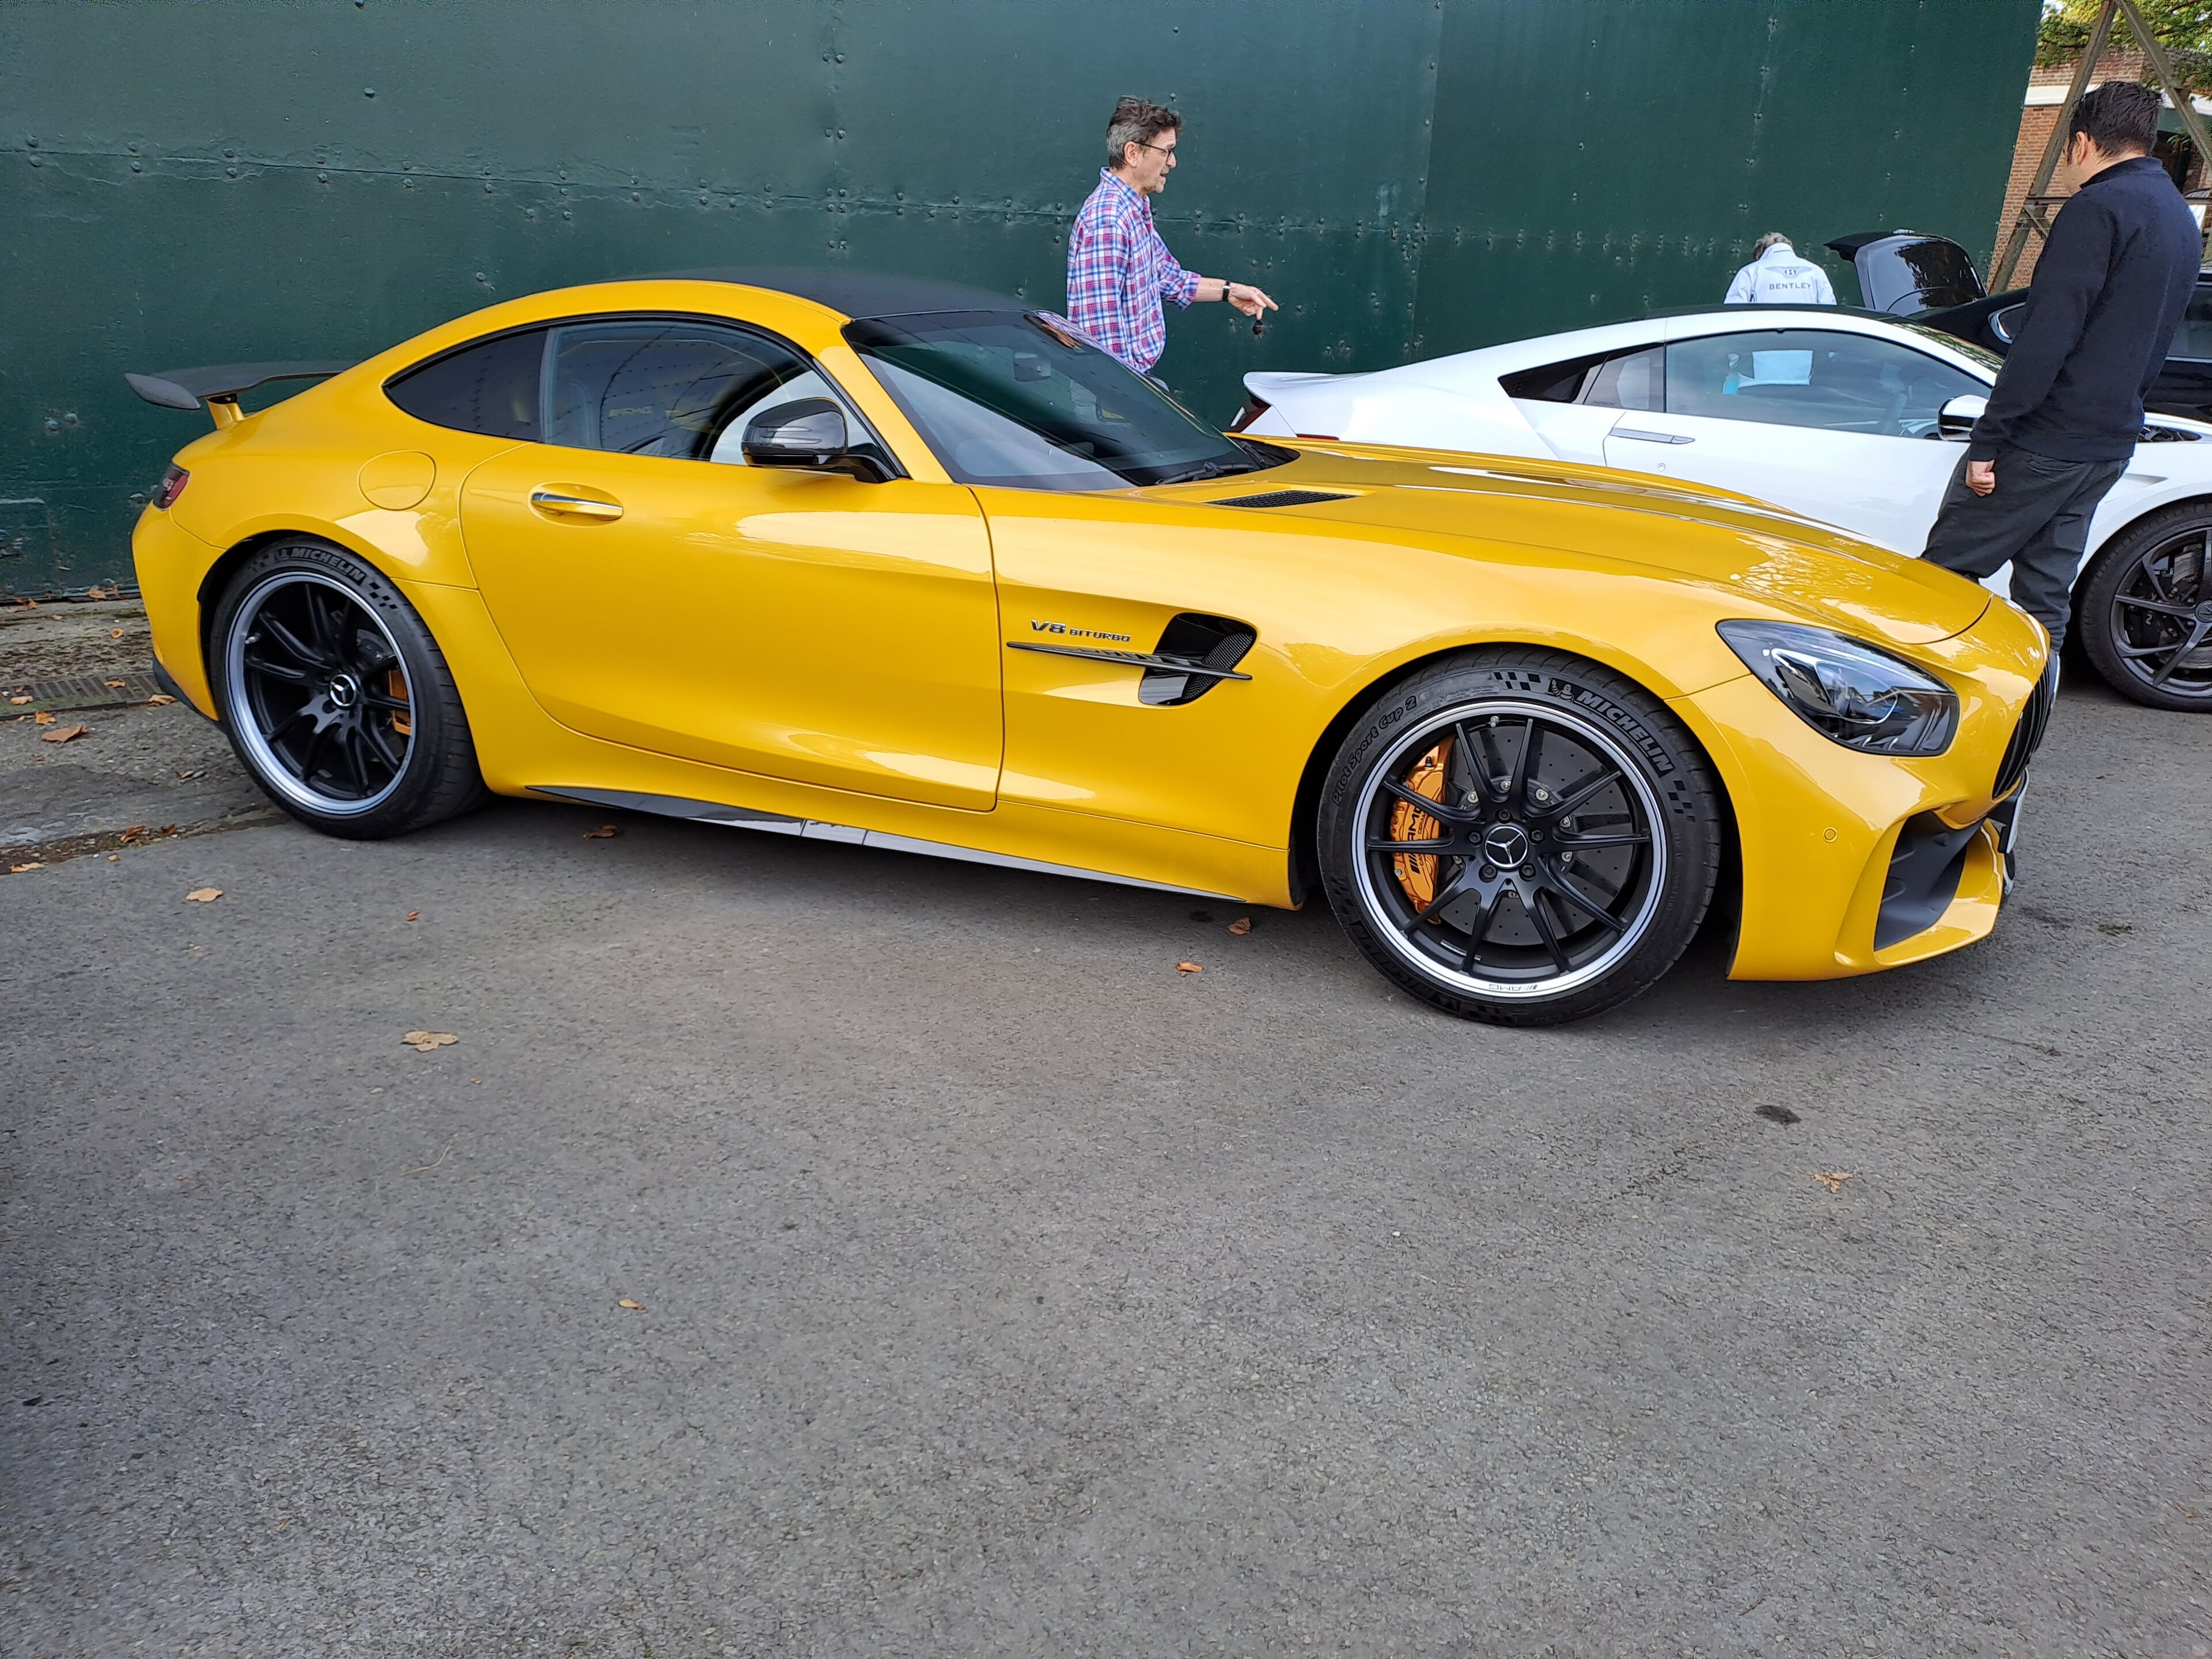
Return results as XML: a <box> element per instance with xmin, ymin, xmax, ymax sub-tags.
<box><xmin>1209</xmin><ymin>488</ymin><xmax>1355</xmax><ymax>509</ymax></box>
<box><xmin>1141</xmin><ymin>613</ymin><xmax>1257</xmax><ymax>706</ymax></box>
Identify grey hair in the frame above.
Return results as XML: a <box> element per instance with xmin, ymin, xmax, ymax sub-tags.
<box><xmin>1752</xmin><ymin>231</ymin><xmax>1794</xmax><ymax>257</ymax></box>
<box><xmin>1105</xmin><ymin>96</ymin><xmax>1180</xmax><ymax>167</ymax></box>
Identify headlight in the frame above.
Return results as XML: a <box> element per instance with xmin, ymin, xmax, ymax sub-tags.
<box><xmin>1717</xmin><ymin>620</ymin><xmax>1958</xmax><ymax>756</ymax></box>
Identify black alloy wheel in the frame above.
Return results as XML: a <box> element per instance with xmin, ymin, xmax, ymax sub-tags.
<box><xmin>1319</xmin><ymin>648</ymin><xmax>1722</xmax><ymax>1026</ymax></box>
<box><xmin>2080</xmin><ymin>507</ymin><xmax>2212</xmax><ymax>711</ymax></box>
<box><xmin>212</xmin><ymin>539</ymin><xmax>486</xmax><ymax>836</ymax></box>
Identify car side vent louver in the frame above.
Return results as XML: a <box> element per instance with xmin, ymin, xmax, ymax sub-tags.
<box><xmin>2140</xmin><ymin>425</ymin><xmax>2202</xmax><ymax>442</ymax></box>
<box><xmin>1992</xmin><ymin>657</ymin><xmax>2058</xmax><ymax>801</ymax></box>
<box><xmin>1140</xmin><ymin>613</ymin><xmax>1258</xmax><ymax>707</ymax></box>
<box><xmin>1210</xmin><ymin>489</ymin><xmax>1355</xmax><ymax>509</ymax></box>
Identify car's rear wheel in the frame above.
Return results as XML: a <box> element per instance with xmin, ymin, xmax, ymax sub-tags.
<box><xmin>2078</xmin><ymin>506</ymin><xmax>2212</xmax><ymax>711</ymax></box>
<box><xmin>210</xmin><ymin>539</ymin><xmax>486</xmax><ymax>836</ymax></box>
<box><xmin>1318</xmin><ymin>648</ymin><xmax>1722</xmax><ymax>1026</ymax></box>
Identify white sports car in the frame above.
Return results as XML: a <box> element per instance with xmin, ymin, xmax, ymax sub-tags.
<box><xmin>1236</xmin><ymin>305</ymin><xmax>2212</xmax><ymax>711</ymax></box>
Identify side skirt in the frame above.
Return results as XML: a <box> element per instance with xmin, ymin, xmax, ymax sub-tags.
<box><xmin>529</xmin><ymin>785</ymin><xmax>1240</xmax><ymax>902</ymax></box>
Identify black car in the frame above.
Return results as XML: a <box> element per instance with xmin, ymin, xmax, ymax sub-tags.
<box><xmin>1827</xmin><ymin>229</ymin><xmax>2212</xmax><ymax>422</ymax></box>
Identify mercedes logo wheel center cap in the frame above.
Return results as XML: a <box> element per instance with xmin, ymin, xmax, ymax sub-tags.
<box><xmin>1483</xmin><ymin>822</ymin><xmax>1531</xmax><ymax>869</ymax></box>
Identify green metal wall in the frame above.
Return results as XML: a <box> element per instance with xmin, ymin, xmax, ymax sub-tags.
<box><xmin>0</xmin><ymin>0</ymin><xmax>2039</xmax><ymax>596</ymax></box>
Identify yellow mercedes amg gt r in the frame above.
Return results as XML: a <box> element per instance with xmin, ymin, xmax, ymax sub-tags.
<box><xmin>128</xmin><ymin>271</ymin><xmax>2052</xmax><ymax>1025</ymax></box>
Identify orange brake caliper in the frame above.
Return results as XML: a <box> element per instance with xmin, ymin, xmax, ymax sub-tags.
<box><xmin>1390</xmin><ymin>738</ymin><xmax>1452</xmax><ymax>913</ymax></box>
<box><xmin>388</xmin><ymin>668</ymin><xmax>412</xmax><ymax>737</ymax></box>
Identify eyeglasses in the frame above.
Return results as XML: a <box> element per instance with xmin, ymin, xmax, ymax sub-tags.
<box><xmin>1135</xmin><ymin>139</ymin><xmax>1177</xmax><ymax>158</ymax></box>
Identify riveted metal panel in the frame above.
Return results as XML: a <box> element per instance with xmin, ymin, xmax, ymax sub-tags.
<box><xmin>0</xmin><ymin>0</ymin><xmax>2035</xmax><ymax>594</ymax></box>
<box><xmin>1412</xmin><ymin>0</ymin><xmax>2041</xmax><ymax>357</ymax></box>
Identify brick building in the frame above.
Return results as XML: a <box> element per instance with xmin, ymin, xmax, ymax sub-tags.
<box><xmin>1994</xmin><ymin>43</ymin><xmax>2209</xmax><ymax>286</ymax></box>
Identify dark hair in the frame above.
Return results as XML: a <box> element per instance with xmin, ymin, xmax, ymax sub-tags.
<box><xmin>1106</xmin><ymin>97</ymin><xmax>1181</xmax><ymax>167</ymax></box>
<box><xmin>2070</xmin><ymin>80</ymin><xmax>2160</xmax><ymax>156</ymax></box>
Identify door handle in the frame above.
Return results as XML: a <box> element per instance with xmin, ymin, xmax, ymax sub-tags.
<box><xmin>1612</xmin><ymin>428</ymin><xmax>1695</xmax><ymax>445</ymax></box>
<box><xmin>529</xmin><ymin>488</ymin><xmax>624</xmax><ymax>520</ymax></box>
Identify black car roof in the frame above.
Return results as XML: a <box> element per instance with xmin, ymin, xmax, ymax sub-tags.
<box><xmin>643</xmin><ymin>267</ymin><xmax>1024</xmax><ymax>319</ymax></box>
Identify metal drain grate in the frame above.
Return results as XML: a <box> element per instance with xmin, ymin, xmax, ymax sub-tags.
<box><xmin>6</xmin><ymin>671</ymin><xmax>164</xmax><ymax>712</ymax></box>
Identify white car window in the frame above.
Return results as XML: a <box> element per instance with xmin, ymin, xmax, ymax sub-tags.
<box><xmin>2169</xmin><ymin>285</ymin><xmax>2212</xmax><ymax>362</ymax></box>
<box><xmin>1584</xmin><ymin>347</ymin><xmax>1664</xmax><ymax>411</ymax></box>
<box><xmin>1501</xmin><ymin>344</ymin><xmax>1662</xmax><ymax>411</ymax></box>
<box><xmin>1666</xmin><ymin>329</ymin><xmax>1982</xmax><ymax>440</ymax></box>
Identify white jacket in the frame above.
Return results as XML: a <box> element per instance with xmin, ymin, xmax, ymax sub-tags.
<box><xmin>1725</xmin><ymin>243</ymin><xmax>1838</xmax><ymax>306</ymax></box>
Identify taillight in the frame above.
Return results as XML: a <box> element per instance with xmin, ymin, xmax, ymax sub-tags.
<box><xmin>152</xmin><ymin>467</ymin><xmax>189</xmax><ymax>509</ymax></box>
<box><xmin>1229</xmin><ymin>395</ymin><xmax>1270</xmax><ymax>432</ymax></box>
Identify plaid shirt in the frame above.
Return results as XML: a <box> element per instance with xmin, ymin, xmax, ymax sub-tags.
<box><xmin>1065</xmin><ymin>169</ymin><xmax>1199</xmax><ymax>373</ymax></box>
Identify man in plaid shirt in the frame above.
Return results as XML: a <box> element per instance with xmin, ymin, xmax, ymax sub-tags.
<box><xmin>1065</xmin><ymin>97</ymin><xmax>1277</xmax><ymax>378</ymax></box>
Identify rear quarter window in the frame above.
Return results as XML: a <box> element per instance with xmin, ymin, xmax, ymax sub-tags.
<box><xmin>384</xmin><ymin>328</ymin><xmax>548</xmax><ymax>440</ymax></box>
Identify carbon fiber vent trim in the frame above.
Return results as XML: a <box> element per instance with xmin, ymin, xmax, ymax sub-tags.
<box><xmin>1209</xmin><ymin>489</ymin><xmax>1355</xmax><ymax>509</ymax></box>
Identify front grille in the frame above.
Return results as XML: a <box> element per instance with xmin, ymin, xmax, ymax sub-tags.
<box><xmin>1210</xmin><ymin>489</ymin><xmax>1355</xmax><ymax>509</ymax></box>
<box><xmin>1992</xmin><ymin>658</ymin><xmax>2058</xmax><ymax>800</ymax></box>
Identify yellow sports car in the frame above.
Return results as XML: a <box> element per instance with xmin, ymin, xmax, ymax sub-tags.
<box><xmin>128</xmin><ymin>271</ymin><xmax>2051</xmax><ymax>1025</ymax></box>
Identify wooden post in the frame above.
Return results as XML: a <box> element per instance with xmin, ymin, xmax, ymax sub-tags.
<box><xmin>1990</xmin><ymin>0</ymin><xmax>2117</xmax><ymax>291</ymax></box>
<box><xmin>2115</xmin><ymin>0</ymin><xmax>2212</xmax><ymax>259</ymax></box>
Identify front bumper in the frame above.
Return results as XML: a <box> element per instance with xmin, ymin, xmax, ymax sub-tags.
<box><xmin>1672</xmin><ymin>610</ymin><xmax>2049</xmax><ymax>981</ymax></box>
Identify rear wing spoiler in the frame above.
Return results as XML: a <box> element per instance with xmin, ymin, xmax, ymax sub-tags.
<box><xmin>124</xmin><ymin>361</ymin><xmax>356</xmax><ymax>429</ymax></box>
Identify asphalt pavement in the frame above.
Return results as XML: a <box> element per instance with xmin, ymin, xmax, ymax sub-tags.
<box><xmin>4</xmin><ymin>606</ymin><xmax>2209</xmax><ymax>1657</ymax></box>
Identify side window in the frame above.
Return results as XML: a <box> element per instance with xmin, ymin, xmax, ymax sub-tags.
<box><xmin>2168</xmin><ymin>285</ymin><xmax>2212</xmax><ymax>361</ymax></box>
<box><xmin>384</xmin><ymin>327</ymin><xmax>548</xmax><ymax>440</ymax></box>
<box><xmin>1582</xmin><ymin>346</ymin><xmax>1664</xmax><ymax>412</ymax></box>
<box><xmin>1665</xmin><ymin>329</ymin><xmax>1983</xmax><ymax>438</ymax></box>
<box><xmin>1499</xmin><ymin>346</ymin><xmax>1661</xmax><ymax>410</ymax></box>
<box><xmin>1499</xmin><ymin>351</ymin><xmax>1608</xmax><ymax>403</ymax></box>
<box><xmin>544</xmin><ymin>319</ymin><xmax>833</xmax><ymax>462</ymax></box>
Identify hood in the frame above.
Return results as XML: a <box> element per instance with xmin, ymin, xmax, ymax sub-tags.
<box><xmin>1160</xmin><ymin>444</ymin><xmax>1991</xmax><ymax>646</ymax></box>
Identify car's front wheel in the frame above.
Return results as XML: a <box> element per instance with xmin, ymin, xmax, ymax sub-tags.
<box><xmin>210</xmin><ymin>539</ymin><xmax>486</xmax><ymax>837</ymax></box>
<box><xmin>2077</xmin><ymin>505</ymin><xmax>2212</xmax><ymax>711</ymax></box>
<box><xmin>1318</xmin><ymin>648</ymin><xmax>1723</xmax><ymax>1026</ymax></box>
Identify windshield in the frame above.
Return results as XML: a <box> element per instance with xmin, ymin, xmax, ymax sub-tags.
<box><xmin>845</xmin><ymin>309</ymin><xmax>1290</xmax><ymax>490</ymax></box>
<box><xmin>1898</xmin><ymin>320</ymin><xmax>2003</xmax><ymax>376</ymax></box>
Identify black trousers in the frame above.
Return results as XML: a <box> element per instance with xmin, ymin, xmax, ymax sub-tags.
<box><xmin>1921</xmin><ymin>445</ymin><xmax>2126</xmax><ymax>653</ymax></box>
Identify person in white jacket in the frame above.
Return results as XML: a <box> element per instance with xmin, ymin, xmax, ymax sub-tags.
<box><xmin>1724</xmin><ymin>233</ymin><xmax>1838</xmax><ymax>305</ymax></box>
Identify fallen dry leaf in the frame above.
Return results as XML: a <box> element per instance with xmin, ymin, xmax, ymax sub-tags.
<box><xmin>103</xmin><ymin>678</ymin><xmax>126</xmax><ymax>688</ymax></box>
<box><xmin>404</xmin><ymin>910</ymin><xmax>419</xmax><ymax>922</ymax></box>
<box><xmin>1176</xmin><ymin>960</ymin><xmax>1204</xmax><ymax>975</ymax></box>
<box><xmin>582</xmin><ymin>824</ymin><xmax>622</xmax><ymax>839</ymax></box>
<box><xmin>108</xmin><ymin>627</ymin><xmax>125</xmax><ymax>638</ymax></box>
<box><xmin>33</xmin><ymin>710</ymin><xmax>55</xmax><ymax>726</ymax></box>
<box><xmin>1813</xmin><ymin>1171</ymin><xmax>1856</xmax><ymax>1194</ymax></box>
<box><xmin>41</xmin><ymin>723</ymin><xmax>89</xmax><ymax>744</ymax></box>
<box><xmin>185</xmin><ymin>887</ymin><xmax>222</xmax><ymax>903</ymax></box>
<box><xmin>1227</xmin><ymin>916</ymin><xmax>1253</xmax><ymax>935</ymax></box>
<box><xmin>402</xmin><ymin>1030</ymin><xmax>458</xmax><ymax>1051</ymax></box>
<box><xmin>10</xmin><ymin>862</ymin><xmax>44</xmax><ymax>874</ymax></box>
<box><xmin>7</xmin><ymin>695</ymin><xmax>26</xmax><ymax>706</ymax></box>
<box><xmin>618</xmin><ymin>1299</ymin><xmax>643</xmax><ymax>1310</ymax></box>
<box><xmin>148</xmin><ymin>694</ymin><xmax>176</xmax><ymax>707</ymax></box>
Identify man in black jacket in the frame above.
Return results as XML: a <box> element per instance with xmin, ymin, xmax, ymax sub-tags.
<box><xmin>1922</xmin><ymin>80</ymin><xmax>2200</xmax><ymax>652</ymax></box>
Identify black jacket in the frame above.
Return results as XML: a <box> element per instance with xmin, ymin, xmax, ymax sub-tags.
<box><xmin>1971</xmin><ymin>154</ymin><xmax>2201</xmax><ymax>463</ymax></box>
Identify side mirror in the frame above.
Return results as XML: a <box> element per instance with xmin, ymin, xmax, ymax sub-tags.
<box><xmin>741</xmin><ymin>397</ymin><xmax>851</xmax><ymax>469</ymax></box>
<box><xmin>1937</xmin><ymin>393</ymin><xmax>1987</xmax><ymax>442</ymax></box>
